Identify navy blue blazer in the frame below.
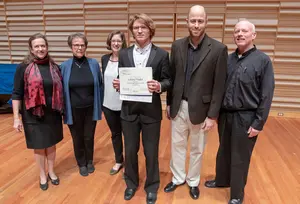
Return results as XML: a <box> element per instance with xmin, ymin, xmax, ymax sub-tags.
<box><xmin>60</xmin><ymin>58</ymin><xmax>103</xmax><ymax>125</ymax></box>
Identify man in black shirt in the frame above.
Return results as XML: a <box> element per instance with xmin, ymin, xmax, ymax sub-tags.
<box><xmin>204</xmin><ymin>20</ymin><xmax>275</xmax><ymax>204</ymax></box>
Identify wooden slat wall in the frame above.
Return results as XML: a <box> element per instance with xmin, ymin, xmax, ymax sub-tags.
<box><xmin>5</xmin><ymin>0</ymin><xmax>44</xmax><ymax>63</ymax></box>
<box><xmin>0</xmin><ymin>1</ymin><xmax>11</xmax><ymax>63</ymax></box>
<box><xmin>176</xmin><ymin>1</ymin><xmax>226</xmax><ymax>42</ymax></box>
<box><xmin>85</xmin><ymin>0</ymin><xmax>128</xmax><ymax>62</ymax></box>
<box><xmin>272</xmin><ymin>1</ymin><xmax>300</xmax><ymax>114</ymax></box>
<box><xmin>43</xmin><ymin>0</ymin><xmax>85</xmax><ymax>63</ymax></box>
<box><xmin>0</xmin><ymin>0</ymin><xmax>299</xmax><ymax>116</ymax></box>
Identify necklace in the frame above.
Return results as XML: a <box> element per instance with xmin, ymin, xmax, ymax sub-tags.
<box><xmin>74</xmin><ymin>59</ymin><xmax>85</xmax><ymax>68</ymax></box>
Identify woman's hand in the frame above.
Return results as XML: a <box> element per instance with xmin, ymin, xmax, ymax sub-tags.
<box><xmin>113</xmin><ymin>78</ymin><xmax>120</xmax><ymax>91</ymax></box>
<box><xmin>13</xmin><ymin>118</ymin><xmax>23</xmax><ymax>132</ymax></box>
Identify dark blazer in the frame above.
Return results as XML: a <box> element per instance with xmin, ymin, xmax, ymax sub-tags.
<box><xmin>101</xmin><ymin>53</ymin><xmax>111</xmax><ymax>78</ymax></box>
<box><xmin>119</xmin><ymin>44</ymin><xmax>171</xmax><ymax>123</ymax></box>
<box><xmin>167</xmin><ymin>34</ymin><xmax>228</xmax><ymax>125</ymax></box>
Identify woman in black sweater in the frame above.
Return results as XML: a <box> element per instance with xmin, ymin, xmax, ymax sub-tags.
<box><xmin>60</xmin><ymin>33</ymin><xmax>103</xmax><ymax>177</ymax></box>
<box><xmin>12</xmin><ymin>33</ymin><xmax>63</xmax><ymax>191</ymax></box>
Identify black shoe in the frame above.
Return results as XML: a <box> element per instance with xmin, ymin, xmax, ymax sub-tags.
<box><xmin>164</xmin><ymin>181</ymin><xmax>185</xmax><ymax>193</ymax></box>
<box><xmin>229</xmin><ymin>198</ymin><xmax>243</xmax><ymax>204</ymax></box>
<box><xmin>204</xmin><ymin>180</ymin><xmax>230</xmax><ymax>188</ymax></box>
<box><xmin>124</xmin><ymin>188</ymin><xmax>136</xmax><ymax>200</ymax></box>
<box><xmin>40</xmin><ymin>180</ymin><xmax>48</xmax><ymax>191</ymax></box>
<box><xmin>87</xmin><ymin>163</ymin><xmax>95</xmax><ymax>173</ymax></box>
<box><xmin>48</xmin><ymin>174</ymin><xmax>60</xmax><ymax>185</ymax></box>
<box><xmin>189</xmin><ymin>186</ymin><xmax>200</xmax><ymax>200</ymax></box>
<box><xmin>146</xmin><ymin>192</ymin><xmax>157</xmax><ymax>204</ymax></box>
<box><xmin>79</xmin><ymin>166</ymin><xmax>88</xmax><ymax>176</ymax></box>
<box><xmin>110</xmin><ymin>164</ymin><xmax>123</xmax><ymax>175</ymax></box>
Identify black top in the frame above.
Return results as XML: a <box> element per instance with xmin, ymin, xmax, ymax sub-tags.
<box><xmin>69</xmin><ymin>56</ymin><xmax>94</xmax><ymax>108</ymax></box>
<box><xmin>222</xmin><ymin>46</ymin><xmax>275</xmax><ymax>130</ymax></box>
<box><xmin>12</xmin><ymin>63</ymin><xmax>53</xmax><ymax>106</ymax></box>
<box><xmin>183</xmin><ymin>39</ymin><xmax>204</xmax><ymax>100</ymax></box>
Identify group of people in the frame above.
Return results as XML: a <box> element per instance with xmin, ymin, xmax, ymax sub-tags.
<box><xmin>11</xmin><ymin>4</ymin><xmax>274</xmax><ymax>204</ymax></box>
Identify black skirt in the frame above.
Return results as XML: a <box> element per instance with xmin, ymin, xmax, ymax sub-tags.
<box><xmin>22</xmin><ymin>106</ymin><xmax>63</xmax><ymax>149</ymax></box>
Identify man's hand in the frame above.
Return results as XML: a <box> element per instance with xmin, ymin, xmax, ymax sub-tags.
<box><xmin>201</xmin><ymin>117</ymin><xmax>216</xmax><ymax>131</ymax></box>
<box><xmin>147</xmin><ymin>80</ymin><xmax>161</xmax><ymax>93</ymax></box>
<box><xmin>247</xmin><ymin>126</ymin><xmax>260</xmax><ymax>137</ymax></box>
<box><xmin>112</xmin><ymin>78</ymin><xmax>120</xmax><ymax>91</ymax></box>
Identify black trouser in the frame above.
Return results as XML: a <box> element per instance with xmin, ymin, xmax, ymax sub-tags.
<box><xmin>103</xmin><ymin>106</ymin><xmax>123</xmax><ymax>163</ymax></box>
<box><xmin>122</xmin><ymin>117</ymin><xmax>161</xmax><ymax>193</ymax></box>
<box><xmin>215</xmin><ymin>110</ymin><xmax>257</xmax><ymax>200</ymax></box>
<box><xmin>68</xmin><ymin>106</ymin><xmax>97</xmax><ymax>167</ymax></box>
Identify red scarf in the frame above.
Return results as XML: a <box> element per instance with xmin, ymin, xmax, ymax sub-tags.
<box><xmin>24</xmin><ymin>57</ymin><xmax>63</xmax><ymax>117</ymax></box>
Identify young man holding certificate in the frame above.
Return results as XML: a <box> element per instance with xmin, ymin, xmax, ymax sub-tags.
<box><xmin>113</xmin><ymin>13</ymin><xmax>171</xmax><ymax>204</ymax></box>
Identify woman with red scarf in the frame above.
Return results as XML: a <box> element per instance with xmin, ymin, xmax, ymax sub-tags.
<box><xmin>12</xmin><ymin>33</ymin><xmax>63</xmax><ymax>191</ymax></box>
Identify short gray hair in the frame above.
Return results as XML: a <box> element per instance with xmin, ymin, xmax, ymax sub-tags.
<box><xmin>237</xmin><ymin>18</ymin><xmax>256</xmax><ymax>33</ymax></box>
<box><xmin>67</xmin><ymin>32</ymin><xmax>88</xmax><ymax>48</ymax></box>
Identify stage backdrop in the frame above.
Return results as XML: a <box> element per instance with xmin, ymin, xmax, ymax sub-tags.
<box><xmin>0</xmin><ymin>0</ymin><xmax>299</xmax><ymax>116</ymax></box>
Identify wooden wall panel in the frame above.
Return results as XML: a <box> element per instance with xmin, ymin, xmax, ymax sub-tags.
<box><xmin>5</xmin><ymin>0</ymin><xmax>43</xmax><ymax>63</ymax></box>
<box><xmin>0</xmin><ymin>0</ymin><xmax>299</xmax><ymax>115</ymax></box>
<box><xmin>0</xmin><ymin>1</ymin><xmax>10</xmax><ymax>63</ymax></box>
<box><xmin>43</xmin><ymin>0</ymin><xmax>84</xmax><ymax>63</ymax></box>
<box><xmin>272</xmin><ymin>1</ymin><xmax>300</xmax><ymax>114</ymax></box>
<box><xmin>176</xmin><ymin>1</ymin><xmax>226</xmax><ymax>42</ymax></box>
<box><xmin>224</xmin><ymin>1</ymin><xmax>279</xmax><ymax>56</ymax></box>
<box><xmin>85</xmin><ymin>0</ymin><xmax>128</xmax><ymax>61</ymax></box>
<box><xmin>128</xmin><ymin>0</ymin><xmax>175</xmax><ymax>52</ymax></box>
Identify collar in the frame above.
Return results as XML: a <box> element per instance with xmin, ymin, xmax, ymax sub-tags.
<box><xmin>235</xmin><ymin>45</ymin><xmax>257</xmax><ymax>59</ymax></box>
<box><xmin>134</xmin><ymin>42</ymin><xmax>152</xmax><ymax>54</ymax></box>
<box><xmin>73</xmin><ymin>55</ymin><xmax>86</xmax><ymax>63</ymax></box>
<box><xmin>188</xmin><ymin>34</ymin><xmax>205</xmax><ymax>50</ymax></box>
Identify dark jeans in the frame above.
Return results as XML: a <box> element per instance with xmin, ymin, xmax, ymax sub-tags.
<box><xmin>103</xmin><ymin>106</ymin><xmax>123</xmax><ymax>163</ymax></box>
<box><xmin>215</xmin><ymin>111</ymin><xmax>258</xmax><ymax>200</ymax></box>
<box><xmin>68</xmin><ymin>106</ymin><xmax>97</xmax><ymax>167</ymax></box>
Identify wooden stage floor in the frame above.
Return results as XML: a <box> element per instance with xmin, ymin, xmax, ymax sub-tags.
<box><xmin>0</xmin><ymin>113</ymin><xmax>299</xmax><ymax>204</ymax></box>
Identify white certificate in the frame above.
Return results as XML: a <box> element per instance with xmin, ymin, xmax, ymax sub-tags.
<box><xmin>119</xmin><ymin>67</ymin><xmax>153</xmax><ymax>103</ymax></box>
<box><xmin>119</xmin><ymin>67</ymin><xmax>152</xmax><ymax>95</ymax></box>
<box><xmin>120</xmin><ymin>94</ymin><xmax>152</xmax><ymax>103</ymax></box>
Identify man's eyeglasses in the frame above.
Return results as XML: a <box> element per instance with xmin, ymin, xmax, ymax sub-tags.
<box><xmin>72</xmin><ymin>44</ymin><xmax>86</xmax><ymax>49</ymax></box>
<box><xmin>133</xmin><ymin>25</ymin><xmax>149</xmax><ymax>31</ymax></box>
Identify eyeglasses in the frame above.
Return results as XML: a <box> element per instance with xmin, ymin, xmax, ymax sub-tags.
<box><xmin>72</xmin><ymin>44</ymin><xmax>86</xmax><ymax>49</ymax></box>
<box><xmin>111</xmin><ymin>40</ymin><xmax>123</xmax><ymax>44</ymax></box>
<box><xmin>133</xmin><ymin>25</ymin><xmax>149</xmax><ymax>31</ymax></box>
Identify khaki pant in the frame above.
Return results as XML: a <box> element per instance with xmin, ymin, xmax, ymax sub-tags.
<box><xmin>170</xmin><ymin>100</ymin><xmax>207</xmax><ymax>187</ymax></box>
